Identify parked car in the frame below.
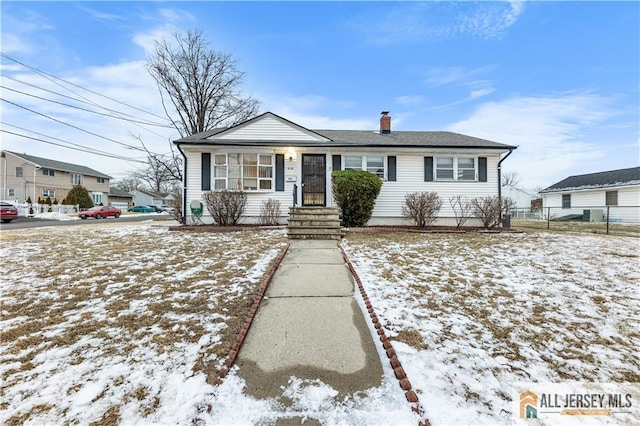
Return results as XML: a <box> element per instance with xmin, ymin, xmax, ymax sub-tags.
<box><xmin>0</xmin><ymin>202</ymin><xmax>19</xmax><ymax>223</ymax></box>
<box><xmin>128</xmin><ymin>205</ymin><xmax>160</xmax><ymax>213</ymax></box>
<box><xmin>160</xmin><ymin>204</ymin><xmax>177</xmax><ymax>213</ymax></box>
<box><xmin>78</xmin><ymin>206</ymin><xmax>122</xmax><ymax>220</ymax></box>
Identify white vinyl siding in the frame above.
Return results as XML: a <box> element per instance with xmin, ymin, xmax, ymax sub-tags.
<box><xmin>212</xmin><ymin>115</ymin><xmax>329</xmax><ymax>142</ymax></box>
<box><xmin>337</xmin><ymin>154</ymin><xmax>500</xmax><ymax>221</ymax></box>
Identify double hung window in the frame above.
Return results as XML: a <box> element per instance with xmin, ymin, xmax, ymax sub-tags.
<box><xmin>435</xmin><ymin>157</ymin><xmax>476</xmax><ymax>181</ymax></box>
<box><xmin>344</xmin><ymin>155</ymin><xmax>385</xmax><ymax>178</ymax></box>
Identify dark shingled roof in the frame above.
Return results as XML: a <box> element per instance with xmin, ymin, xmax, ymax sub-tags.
<box><xmin>5</xmin><ymin>151</ymin><xmax>111</xmax><ymax>179</ymax></box>
<box><xmin>174</xmin><ymin>112</ymin><xmax>516</xmax><ymax>150</ymax></box>
<box><xmin>541</xmin><ymin>166</ymin><xmax>640</xmax><ymax>193</ymax></box>
<box><xmin>109</xmin><ymin>187</ymin><xmax>133</xmax><ymax>198</ymax></box>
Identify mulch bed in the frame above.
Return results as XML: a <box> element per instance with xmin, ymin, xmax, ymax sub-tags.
<box><xmin>169</xmin><ymin>224</ymin><xmax>522</xmax><ymax>234</ymax></box>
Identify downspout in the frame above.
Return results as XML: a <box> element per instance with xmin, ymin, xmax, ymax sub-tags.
<box><xmin>497</xmin><ymin>149</ymin><xmax>514</xmax><ymax>220</ymax></box>
<box><xmin>175</xmin><ymin>143</ymin><xmax>188</xmax><ymax>224</ymax></box>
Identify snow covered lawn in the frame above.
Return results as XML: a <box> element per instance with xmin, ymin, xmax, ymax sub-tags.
<box><xmin>0</xmin><ymin>223</ymin><xmax>287</xmax><ymax>425</ymax></box>
<box><xmin>342</xmin><ymin>231</ymin><xmax>640</xmax><ymax>426</ymax></box>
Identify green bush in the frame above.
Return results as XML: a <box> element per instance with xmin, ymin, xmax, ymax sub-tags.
<box><xmin>331</xmin><ymin>170</ymin><xmax>382</xmax><ymax>227</ymax></box>
<box><xmin>65</xmin><ymin>185</ymin><xmax>94</xmax><ymax>209</ymax></box>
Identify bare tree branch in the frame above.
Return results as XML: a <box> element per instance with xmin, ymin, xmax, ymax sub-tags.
<box><xmin>147</xmin><ymin>29</ymin><xmax>260</xmax><ymax>138</ymax></box>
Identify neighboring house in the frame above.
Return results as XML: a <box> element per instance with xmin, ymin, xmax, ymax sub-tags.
<box><xmin>108</xmin><ymin>187</ymin><xmax>134</xmax><ymax>209</ymax></box>
<box><xmin>540</xmin><ymin>166</ymin><xmax>640</xmax><ymax>223</ymax></box>
<box><xmin>174</xmin><ymin>111</ymin><xmax>517</xmax><ymax>226</ymax></box>
<box><xmin>0</xmin><ymin>150</ymin><xmax>111</xmax><ymax>205</ymax></box>
<box><xmin>502</xmin><ymin>185</ymin><xmax>536</xmax><ymax>209</ymax></box>
<box><xmin>130</xmin><ymin>189</ymin><xmax>173</xmax><ymax>207</ymax></box>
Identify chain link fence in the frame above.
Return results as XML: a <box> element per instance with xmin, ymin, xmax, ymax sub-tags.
<box><xmin>509</xmin><ymin>206</ymin><xmax>640</xmax><ymax>236</ymax></box>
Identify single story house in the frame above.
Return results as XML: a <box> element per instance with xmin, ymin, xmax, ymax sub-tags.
<box><xmin>540</xmin><ymin>166</ymin><xmax>640</xmax><ymax>223</ymax></box>
<box><xmin>174</xmin><ymin>111</ymin><xmax>517</xmax><ymax>226</ymax></box>
<box><xmin>502</xmin><ymin>184</ymin><xmax>537</xmax><ymax>209</ymax></box>
<box><xmin>108</xmin><ymin>187</ymin><xmax>134</xmax><ymax>210</ymax></box>
<box><xmin>130</xmin><ymin>189</ymin><xmax>174</xmax><ymax>208</ymax></box>
<box><xmin>0</xmin><ymin>150</ymin><xmax>111</xmax><ymax>205</ymax></box>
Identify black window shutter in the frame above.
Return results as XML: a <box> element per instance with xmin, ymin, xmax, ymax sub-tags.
<box><xmin>424</xmin><ymin>157</ymin><xmax>434</xmax><ymax>182</ymax></box>
<box><xmin>201</xmin><ymin>153</ymin><xmax>211</xmax><ymax>190</ymax></box>
<box><xmin>478</xmin><ymin>157</ymin><xmax>487</xmax><ymax>182</ymax></box>
<box><xmin>332</xmin><ymin>155</ymin><xmax>341</xmax><ymax>172</ymax></box>
<box><xmin>275</xmin><ymin>154</ymin><xmax>285</xmax><ymax>191</ymax></box>
<box><xmin>387</xmin><ymin>156</ymin><xmax>397</xmax><ymax>181</ymax></box>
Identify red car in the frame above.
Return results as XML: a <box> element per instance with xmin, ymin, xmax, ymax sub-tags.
<box><xmin>78</xmin><ymin>206</ymin><xmax>122</xmax><ymax>220</ymax></box>
<box><xmin>0</xmin><ymin>202</ymin><xmax>18</xmax><ymax>223</ymax></box>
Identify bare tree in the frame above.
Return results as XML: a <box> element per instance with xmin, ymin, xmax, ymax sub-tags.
<box><xmin>147</xmin><ymin>29</ymin><xmax>260</xmax><ymax>138</ymax></box>
<box><xmin>113</xmin><ymin>177</ymin><xmax>141</xmax><ymax>193</ymax></box>
<box><xmin>449</xmin><ymin>195</ymin><xmax>473</xmax><ymax>229</ymax></box>
<box><xmin>502</xmin><ymin>171</ymin><xmax>521</xmax><ymax>188</ymax></box>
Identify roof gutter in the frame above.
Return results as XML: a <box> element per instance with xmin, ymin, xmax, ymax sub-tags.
<box><xmin>498</xmin><ymin>148</ymin><xmax>515</xmax><ymax>218</ymax></box>
<box><xmin>175</xmin><ymin>142</ymin><xmax>188</xmax><ymax>225</ymax></box>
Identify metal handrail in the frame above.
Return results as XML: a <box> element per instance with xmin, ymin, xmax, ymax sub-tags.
<box><xmin>293</xmin><ymin>183</ymin><xmax>298</xmax><ymax>207</ymax></box>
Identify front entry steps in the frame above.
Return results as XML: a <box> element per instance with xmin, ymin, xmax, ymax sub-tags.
<box><xmin>287</xmin><ymin>207</ymin><xmax>344</xmax><ymax>240</ymax></box>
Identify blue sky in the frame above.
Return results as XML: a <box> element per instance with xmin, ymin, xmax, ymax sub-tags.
<box><xmin>1</xmin><ymin>1</ymin><xmax>638</xmax><ymax>191</ymax></box>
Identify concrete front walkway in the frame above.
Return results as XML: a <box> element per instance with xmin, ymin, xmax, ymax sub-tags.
<box><xmin>236</xmin><ymin>239</ymin><xmax>383</xmax><ymax>404</ymax></box>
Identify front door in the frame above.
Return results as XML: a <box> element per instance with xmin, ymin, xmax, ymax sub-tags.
<box><xmin>302</xmin><ymin>154</ymin><xmax>326</xmax><ymax>206</ymax></box>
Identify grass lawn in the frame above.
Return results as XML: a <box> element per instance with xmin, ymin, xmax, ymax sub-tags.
<box><xmin>342</xmin><ymin>230</ymin><xmax>640</xmax><ymax>425</ymax></box>
<box><xmin>2</xmin><ymin>223</ymin><xmax>638</xmax><ymax>425</ymax></box>
<box><xmin>0</xmin><ymin>222</ymin><xmax>287</xmax><ymax>425</ymax></box>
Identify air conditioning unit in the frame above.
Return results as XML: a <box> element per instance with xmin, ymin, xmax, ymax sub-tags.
<box><xmin>590</xmin><ymin>209</ymin><xmax>604</xmax><ymax>222</ymax></box>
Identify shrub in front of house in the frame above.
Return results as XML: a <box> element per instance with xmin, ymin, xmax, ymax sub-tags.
<box><xmin>65</xmin><ymin>185</ymin><xmax>94</xmax><ymax>210</ymax></box>
<box><xmin>471</xmin><ymin>196</ymin><xmax>502</xmax><ymax>228</ymax></box>
<box><xmin>402</xmin><ymin>191</ymin><xmax>443</xmax><ymax>229</ymax></box>
<box><xmin>332</xmin><ymin>170</ymin><xmax>382</xmax><ymax>227</ymax></box>
<box><xmin>203</xmin><ymin>190</ymin><xmax>247</xmax><ymax>225</ymax></box>
<box><xmin>259</xmin><ymin>198</ymin><xmax>281</xmax><ymax>226</ymax></box>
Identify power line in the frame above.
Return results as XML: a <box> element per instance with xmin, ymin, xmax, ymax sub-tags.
<box><xmin>1</xmin><ymin>97</ymin><xmax>148</xmax><ymax>152</ymax></box>
<box><xmin>1</xmin><ymin>122</ymin><xmax>149</xmax><ymax>162</ymax></box>
<box><xmin>1</xmin><ymin>52</ymin><xmax>170</xmax><ymax>122</ymax></box>
<box><xmin>1</xmin><ymin>129</ymin><xmax>148</xmax><ymax>164</ymax></box>
<box><xmin>2</xmin><ymin>85</ymin><xmax>174</xmax><ymax>128</ymax></box>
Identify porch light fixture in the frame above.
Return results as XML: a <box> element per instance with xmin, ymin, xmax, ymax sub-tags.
<box><xmin>287</xmin><ymin>148</ymin><xmax>296</xmax><ymax>162</ymax></box>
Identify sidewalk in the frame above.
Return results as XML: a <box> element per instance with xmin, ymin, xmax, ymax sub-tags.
<box><xmin>235</xmin><ymin>239</ymin><xmax>383</xmax><ymax>414</ymax></box>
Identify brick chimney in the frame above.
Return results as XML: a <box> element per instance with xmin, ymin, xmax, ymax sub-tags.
<box><xmin>380</xmin><ymin>111</ymin><xmax>391</xmax><ymax>134</ymax></box>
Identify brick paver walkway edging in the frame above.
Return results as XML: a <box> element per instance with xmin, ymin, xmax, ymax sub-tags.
<box><xmin>338</xmin><ymin>242</ymin><xmax>432</xmax><ymax>426</ymax></box>
<box><xmin>213</xmin><ymin>242</ymin><xmax>291</xmax><ymax>385</ymax></box>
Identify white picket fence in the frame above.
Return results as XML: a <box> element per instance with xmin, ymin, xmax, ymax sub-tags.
<box><xmin>14</xmin><ymin>203</ymin><xmax>80</xmax><ymax>217</ymax></box>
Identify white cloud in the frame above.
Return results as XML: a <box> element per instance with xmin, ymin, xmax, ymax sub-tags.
<box><xmin>259</xmin><ymin>93</ymin><xmax>373</xmax><ymax>130</ymax></box>
<box><xmin>349</xmin><ymin>2</ymin><xmax>526</xmax><ymax>45</ymax></box>
<box><xmin>394</xmin><ymin>95</ymin><xmax>425</xmax><ymax>107</ymax></box>
<box><xmin>425</xmin><ymin>66</ymin><xmax>495</xmax><ymax>87</ymax></box>
<box><xmin>447</xmin><ymin>92</ymin><xmax>618</xmax><ymax>189</ymax></box>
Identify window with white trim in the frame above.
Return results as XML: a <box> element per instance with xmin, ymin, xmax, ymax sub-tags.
<box><xmin>97</xmin><ymin>177</ymin><xmax>106</xmax><ymax>183</ymax></box>
<box><xmin>344</xmin><ymin>155</ymin><xmax>385</xmax><ymax>178</ymax></box>
<box><xmin>8</xmin><ymin>189</ymin><xmax>15</xmax><ymax>197</ymax></box>
<box><xmin>213</xmin><ymin>153</ymin><xmax>273</xmax><ymax>191</ymax></box>
<box><xmin>16</xmin><ymin>167</ymin><xmax>23</xmax><ymax>178</ymax></box>
<box><xmin>42</xmin><ymin>189</ymin><xmax>55</xmax><ymax>198</ymax></box>
<box><xmin>43</xmin><ymin>168</ymin><xmax>55</xmax><ymax>177</ymax></box>
<box><xmin>92</xmin><ymin>193</ymin><xmax>104</xmax><ymax>205</ymax></box>
<box><xmin>435</xmin><ymin>157</ymin><xmax>476</xmax><ymax>181</ymax></box>
<box><xmin>70</xmin><ymin>173</ymin><xmax>83</xmax><ymax>185</ymax></box>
